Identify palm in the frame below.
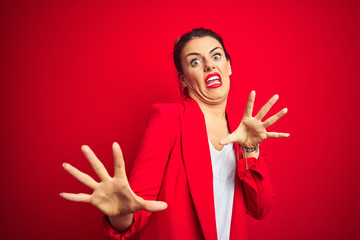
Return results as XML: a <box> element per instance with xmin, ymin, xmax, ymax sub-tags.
<box><xmin>220</xmin><ymin>91</ymin><xmax>289</xmax><ymax>147</ymax></box>
<box><xmin>61</xmin><ymin>143</ymin><xmax>167</xmax><ymax>217</ymax></box>
<box><xmin>90</xmin><ymin>178</ymin><xmax>135</xmax><ymax>217</ymax></box>
<box><xmin>239</xmin><ymin>117</ymin><xmax>267</xmax><ymax>148</ymax></box>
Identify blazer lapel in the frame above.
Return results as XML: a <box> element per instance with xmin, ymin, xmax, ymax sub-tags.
<box><xmin>180</xmin><ymin>98</ymin><xmax>217</xmax><ymax>240</ymax></box>
<box><xmin>226</xmin><ymin>104</ymin><xmax>248</xmax><ymax>239</ymax></box>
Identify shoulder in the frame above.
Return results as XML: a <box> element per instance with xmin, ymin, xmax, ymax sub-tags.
<box><xmin>144</xmin><ymin>103</ymin><xmax>182</xmax><ymax>144</ymax></box>
<box><xmin>149</xmin><ymin>102</ymin><xmax>184</xmax><ymax>120</ymax></box>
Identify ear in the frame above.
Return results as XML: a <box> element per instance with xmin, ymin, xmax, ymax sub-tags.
<box><xmin>227</xmin><ymin>60</ymin><xmax>232</xmax><ymax>76</ymax></box>
<box><xmin>178</xmin><ymin>72</ymin><xmax>187</xmax><ymax>87</ymax></box>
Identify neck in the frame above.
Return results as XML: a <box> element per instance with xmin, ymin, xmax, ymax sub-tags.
<box><xmin>192</xmin><ymin>97</ymin><xmax>227</xmax><ymax>121</ymax></box>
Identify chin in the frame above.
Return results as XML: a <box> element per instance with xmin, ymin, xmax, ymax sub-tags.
<box><xmin>207</xmin><ymin>92</ymin><xmax>228</xmax><ymax>103</ymax></box>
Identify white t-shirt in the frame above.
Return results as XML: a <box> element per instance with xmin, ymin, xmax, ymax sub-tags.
<box><xmin>209</xmin><ymin>140</ymin><xmax>236</xmax><ymax>240</ymax></box>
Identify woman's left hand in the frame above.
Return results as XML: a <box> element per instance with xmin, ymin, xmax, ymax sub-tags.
<box><xmin>220</xmin><ymin>91</ymin><xmax>289</xmax><ymax>148</ymax></box>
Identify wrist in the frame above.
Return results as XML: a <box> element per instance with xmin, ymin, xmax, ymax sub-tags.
<box><xmin>108</xmin><ymin>213</ymin><xmax>134</xmax><ymax>232</ymax></box>
<box><xmin>241</xmin><ymin>144</ymin><xmax>260</xmax><ymax>160</ymax></box>
<box><xmin>242</xmin><ymin>144</ymin><xmax>259</xmax><ymax>153</ymax></box>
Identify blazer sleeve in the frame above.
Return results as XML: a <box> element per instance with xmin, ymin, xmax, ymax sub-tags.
<box><xmin>236</xmin><ymin>153</ymin><xmax>276</xmax><ymax>220</ymax></box>
<box><xmin>103</xmin><ymin>104</ymin><xmax>178</xmax><ymax>239</ymax></box>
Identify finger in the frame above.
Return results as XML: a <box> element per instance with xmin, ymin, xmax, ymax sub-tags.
<box><xmin>140</xmin><ymin>199</ymin><xmax>168</xmax><ymax>212</ymax></box>
<box><xmin>266</xmin><ymin>132</ymin><xmax>290</xmax><ymax>138</ymax></box>
<box><xmin>219</xmin><ymin>133</ymin><xmax>238</xmax><ymax>145</ymax></box>
<box><xmin>244</xmin><ymin>90</ymin><xmax>255</xmax><ymax>117</ymax></box>
<box><xmin>113</xmin><ymin>142</ymin><xmax>127</xmax><ymax>179</ymax></box>
<box><xmin>262</xmin><ymin>108</ymin><xmax>288</xmax><ymax>128</ymax></box>
<box><xmin>255</xmin><ymin>94</ymin><xmax>279</xmax><ymax>120</ymax></box>
<box><xmin>60</xmin><ymin>192</ymin><xmax>91</xmax><ymax>203</ymax></box>
<box><xmin>62</xmin><ymin>163</ymin><xmax>98</xmax><ymax>189</ymax></box>
<box><xmin>81</xmin><ymin>145</ymin><xmax>111</xmax><ymax>181</ymax></box>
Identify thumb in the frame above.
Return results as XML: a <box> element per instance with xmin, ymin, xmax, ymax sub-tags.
<box><xmin>219</xmin><ymin>133</ymin><xmax>237</xmax><ymax>145</ymax></box>
<box><xmin>140</xmin><ymin>199</ymin><xmax>168</xmax><ymax>212</ymax></box>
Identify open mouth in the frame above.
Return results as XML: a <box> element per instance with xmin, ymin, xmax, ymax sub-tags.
<box><xmin>205</xmin><ymin>72</ymin><xmax>223</xmax><ymax>88</ymax></box>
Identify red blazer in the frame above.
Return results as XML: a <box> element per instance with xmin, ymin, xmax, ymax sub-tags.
<box><xmin>104</xmin><ymin>98</ymin><xmax>275</xmax><ymax>240</ymax></box>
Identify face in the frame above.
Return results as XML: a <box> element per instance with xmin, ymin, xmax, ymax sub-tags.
<box><xmin>179</xmin><ymin>36</ymin><xmax>232</xmax><ymax>105</ymax></box>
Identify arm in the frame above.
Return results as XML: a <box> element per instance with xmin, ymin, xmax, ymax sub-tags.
<box><xmin>237</xmin><ymin>149</ymin><xmax>275</xmax><ymax>219</ymax></box>
<box><xmin>221</xmin><ymin>91</ymin><xmax>289</xmax><ymax>219</ymax></box>
<box><xmin>61</xmin><ymin>104</ymin><xmax>176</xmax><ymax>239</ymax></box>
<box><xmin>103</xmin><ymin>104</ymin><xmax>178</xmax><ymax>238</ymax></box>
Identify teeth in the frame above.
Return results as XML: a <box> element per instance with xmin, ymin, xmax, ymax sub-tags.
<box><xmin>207</xmin><ymin>80</ymin><xmax>221</xmax><ymax>86</ymax></box>
<box><xmin>207</xmin><ymin>76</ymin><xmax>220</xmax><ymax>82</ymax></box>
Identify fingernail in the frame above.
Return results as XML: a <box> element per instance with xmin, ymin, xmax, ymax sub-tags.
<box><xmin>59</xmin><ymin>193</ymin><xmax>62</xmax><ymax>197</ymax></box>
<box><xmin>62</xmin><ymin>163</ymin><xmax>66</xmax><ymax>167</ymax></box>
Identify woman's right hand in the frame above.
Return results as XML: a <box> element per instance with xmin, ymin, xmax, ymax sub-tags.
<box><xmin>60</xmin><ymin>142</ymin><xmax>168</xmax><ymax>226</ymax></box>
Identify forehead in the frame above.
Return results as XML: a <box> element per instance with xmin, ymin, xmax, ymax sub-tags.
<box><xmin>181</xmin><ymin>36</ymin><xmax>222</xmax><ymax>57</ymax></box>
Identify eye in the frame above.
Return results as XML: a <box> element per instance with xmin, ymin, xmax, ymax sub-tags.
<box><xmin>213</xmin><ymin>53</ymin><xmax>221</xmax><ymax>60</ymax></box>
<box><xmin>190</xmin><ymin>59</ymin><xmax>201</xmax><ymax>67</ymax></box>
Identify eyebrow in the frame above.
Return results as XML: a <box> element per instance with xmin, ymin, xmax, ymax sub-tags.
<box><xmin>185</xmin><ymin>47</ymin><xmax>222</xmax><ymax>58</ymax></box>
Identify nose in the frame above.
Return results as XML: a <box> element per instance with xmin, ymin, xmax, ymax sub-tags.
<box><xmin>204</xmin><ymin>59</ymin><xmax>215</xmax><ymax>72</ymax></box>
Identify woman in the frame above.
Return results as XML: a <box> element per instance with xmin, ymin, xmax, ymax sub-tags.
<box><xmin>61</xmin><ymin>28</ymin><xmax>289</xmax><ymax>240</ymax></box>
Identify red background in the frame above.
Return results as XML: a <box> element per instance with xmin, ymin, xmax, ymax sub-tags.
<box><xmin>1</xmin><ymin>0</ymin><xmax>359</xmax><ymax>239</ymax></box>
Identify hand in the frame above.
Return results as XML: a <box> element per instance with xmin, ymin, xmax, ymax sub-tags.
<box><xmin>60</xmin><ymin>142</ymin><xmax>167</xmax><ymax>217</ymax></box>
<box><xmin>220</xmin><ymin>91</ymin><xmax>289</xmax><ymax>148</ymax></box>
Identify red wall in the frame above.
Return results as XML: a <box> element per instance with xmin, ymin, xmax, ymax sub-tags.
<box><xmin>1</xmin><ymin>0</ymin><xmax>359</xmax><ymax>239</ymax></box>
